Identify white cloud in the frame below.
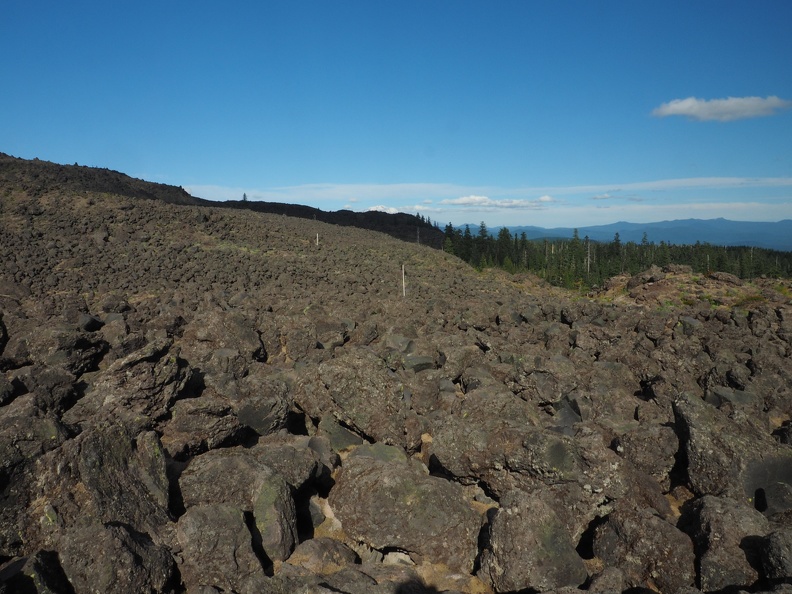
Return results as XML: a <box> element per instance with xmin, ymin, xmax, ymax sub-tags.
<box><xmin>367</xmin><ymin>205</ymin><xmax>399</xmax><ymax>214</ymax></box>
<box><xmin>591</xmin><ymin>191</ymin><xmax>644</xmax><ymax>202</ymax></box>
<box><xmin>409</xmin><ymin>204</ymin><xmax>444</xmax><ymax>213</ymax></box>
<box><xmin>440</xmin><ymin>195</ymin><xmax>554</xmax><ymax>209</ymax></box>
<box><xmin>652</xmin><ymin>96</ymin><xmax>792</xmax><ymax>121</ymax></box>
<box><xmin>441</xmin><ymin>195</ymin><xmax>492</xmax><ymax>206</ymax></box>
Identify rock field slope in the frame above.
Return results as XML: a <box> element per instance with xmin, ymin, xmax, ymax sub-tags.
<box><xmin>2</xmin><ymin>175</ymin><xmax>792</xmax><ymax>593</ymax></box>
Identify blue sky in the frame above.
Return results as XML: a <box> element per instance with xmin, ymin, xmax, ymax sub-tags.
<box><xmin>2</xmin><ymin>1</ymin><xmax>791</xmax><ymax>228</ymax></box>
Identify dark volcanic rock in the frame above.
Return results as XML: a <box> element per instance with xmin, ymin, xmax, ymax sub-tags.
<box><xmin>178</xmin><ymin>445</ymin><xmax>298</xmax><ymax>563</ymax></box>
<box><xmin>233</xmin><ymin>368</ymin><xmax>292</xmax><ymax>435</ymax></box>
<box><xmin>317</xmin><ymin>413</ymin><xmax>365</xmax><ymax>451</ymax></box>
<box><xmin>176</xmin><ymin>503</ymin><xmax>268</xmax><ymax>592</ymax></box>
<box><xmin>0</xmin><ymin>372</ymin><xmax>14</xmax><ymax>406</ymax></box>
<box><xmin>178</xmin><ymin>446</ymin><xmax>275</xmax><ymax>510</ymax></box>
<box><xmin>614</xmin><ymin>424</ymin><xmax>679</xmax><ymax>491</ymax></box>
<box><xmin>0</xmin><ymin>550</ymin><xmax>73</xmax><ymax>594</ymax></box>
<box><xmin>59</xmin><ymin>519</ymin><xmax>176</xmax><ymax>593</ymax></box>
<box><xmin>683</xmin><ymin>494</ymin><xmax>770</xmax><ymax>591</ymax></box>
<box><xmin>181</xmin><ymin>309</ymin><xmax>266</xmax><ymax>370</ymax></box>
<box><xmin>0</xmin><ymin>312</ymin><xmax>8</xmax><ymax>356</ymax></box>
<box><xmin>761</xmin><ymin>528</ymin><xmax>792</xmax><ymax>582</ymax></box>
<box><xmin>427</xmin><ymin>386</ymin><xmax>542</xmax><ymax>492</ymax></box>
<box><xmin>23</xmin><ymin>326</ymin><xmax>108</xmax><ymax>376</ymax></box>
<box><xmin>11</xmin><ymin>364</ymin><xmax>77</xmax><ymax>413</ymax></box>
<box><xmin>63</xmin><ymin>338</ymin><xmax>191</xmax><ymax>432</ymax></box>
<box><xmin>328</xmin><ymin>444</ymin><xmax>481</xmax><ymax>573</ymax></box>
<box><xmin>674</xmin><ymin>392</ymin><xmax>792</xmax><ymax>508</ymax></box>
<box><xmin>283</xmin><ymin>537</ymin><xmax>360</xmax><ymax>575</ymax></box>
<box><xmin>159</xmin><ymin>394</ymin><xmax>243</xmax><ymax>458</ymax></box>
<box><xmin>478</xmin><ymin>489</ymin><xmax>587</xmax><ymax>592</ymax></box>
<box><xmin>251</xmin><ymin>434</ymin><xmax>328</xmax><ymax>492</ymax></box>
<box><xmin>593</xmin><ymin>505</ymin><xmax>696</xmax><ymax>592</ymax></box>
<box><xmin>252</xmin><ymin>470</ymin><xmax>298</xmax><ymax>563</ymax></box>
<box><xmin>72</xmin><ymin>424</ymin><xmax>173</xmax><ymax>536</ymax></box>
<box><xmin>296</xmin><ymin>347</ymin><xmax>412</xmax><ymax>447</ymax></box>
<box><xmin>0</xmin><ymin>394</ymin><xmax>71</xmax><ymax>556</ymax></box>
<box><xmin>11</xmin><ymin>423</ymin><xmax>173</xmax><ymax>557</ymax></box>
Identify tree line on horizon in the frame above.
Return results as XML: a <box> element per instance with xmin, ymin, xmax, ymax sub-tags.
<box><xmin>442</xmin><ymin>222</ymin><xmax>792</xmax><ymax>290</ymax></box>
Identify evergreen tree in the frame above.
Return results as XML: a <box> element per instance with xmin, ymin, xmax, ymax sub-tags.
<box><xmin>495</xmin><ymin>227</ymin><xmax>513</xmax><ymax>267</ymax></box>
<box><xmin>476</xmin><ymin>222</ymin><xmax>490</xmax><ymax>266</ymax></box>
<box><xmin>456</xmin><ymin>225</ymin><xmax>472</xmax><ymax>263</ymax></box>
<box><xmin>438</xmin><ymin>220</ymin><xmax>792</xmax><ymax>288</ymax></box>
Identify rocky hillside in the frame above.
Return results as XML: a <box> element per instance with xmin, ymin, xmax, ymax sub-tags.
<box><xmin>0</xmin><ymin>152</ymin><xmax>444</xmax><ymax>248</ymax></box>
<box><xmin>2</xmin><ymin>176</ymin><xmax>792</xmax><ymax>593</ymax></box>
<box><xmin>0</xmin><ymin>152</ymin><xmax>200</xmax><ymax>205</ymax></box>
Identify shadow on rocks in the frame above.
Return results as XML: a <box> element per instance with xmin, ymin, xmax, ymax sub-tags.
<box><xmin>394</xmin><ymin>578</ymin><xmax>442</xmax><ymax>594</ymax></box>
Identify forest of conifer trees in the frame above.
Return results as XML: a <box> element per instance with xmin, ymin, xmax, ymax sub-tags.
<box><xmin>442</xmin><ymin>222</ymin><xmax>792</xmax><ymax>290</ymax></box>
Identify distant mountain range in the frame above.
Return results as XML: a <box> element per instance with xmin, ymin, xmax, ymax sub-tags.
<box><xmin>490</xmin><ymin>219</ymin><xmax>792</xmax><ymax>252</ymax></box>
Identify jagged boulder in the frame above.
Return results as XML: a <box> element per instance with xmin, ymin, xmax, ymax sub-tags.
<box><xmin>0</xmin><ymin>312</ymin><xmax>8</xmax><ymax>356</ymax></box>
<box><xmin>71</xmin><ymin>424</ymin><xmax>173</xmax><ymax>537</ymax></box>
<box><xmin>179</xmin><ymin>446</ymin><xmax>274</xmax><ymax>509</ymax></box>
<box><xmin>295</xmin><ymin>347</ymin><xmax>413</xmax><ymax>447</ymax></box>
<box><xmin>20</xmin><ymin>326</ymin><xmax>108</xmax><ymax>376</ymax></box>
<box><xmin>232</xmin><ymin>368</ymin><xmax>292</xmax><ymax>436</ymax></box>
<box><xmin>252</xmin><ymin>472</ymin><xmax>298</xmax><ymax>563</ymax></box>
<box><xmin>177</xmin><ymin>446</ymin><xmax>298</xmax><ymax>563</ymax></box>
<box><xmin>593</xmin><ymin>505</ymin><xmax>696</xmax><ymax>592</ymax></box>
<box><xmin>59</xmin><ymin>519</ymin><xmax>176</xmax><ymax>593</ymax></box>
<box><xmin>283</xmin><ymin>537</ymin><xmax>360</xmax><ymax>575</ymax></box>
<box><xmin>0</xmin><ymin>395</ymin><xmax>71</xmax><ymax>556</ymax></box>
<box><xmin>176</xmin><ymin>503</ymin><xmax>268</xmax><ymax>592</ymax></box>
<box><xmin>680</xmin><ymin>495</ymin><xmax>770</xmax><ymax>591</ymax></box>
<box><xmin>430</xmin><ymin>400</ymin><xmax>667</xmax><ymax>543</ymax></box>
<box><xmin>0</xmin><ymin>550</ymin><xmax>73</xmax><ymax>594</ymax></box>
<box><xmin>478</xmin><ymin>489</ymin><xmax>587</xmax><ymax>592</ymax></box>
<box><xmin>10</xmin><ymin>422</ymin><xmax>175</xmax><ymax>559</ymax></box>
<box><xmin>427</xmin><ymin>386</ymin><xmax>543</xmax><ymax>493</ymax></box>
<box><xmin>613</xmin><ymin>423</ymin><xmax>679</xmax><ymax>491</ymax></box>
<box><xmin>62</xmin><ymin>338</ymin><xmax>191</xmax><ymax>432</ymax></box>
<box><xmin>251</xmin><ymin>434</ymin><xmax>331</xmax><ymax>492</ymax></box>
<box><xmin>674</xmin><ymin>392</ymin><xmax>792</xmax><ymax>510</ymax></box>
<box><xmin>159</xmin><ymin>394</ymin><xmax>243</xmax><ymax>459</ymax></box>
<box><xmin>328</xmin><ymin>444</ymin><xmax>481</xmax><ymax>573</ymax></box>
<box><xmin>627</xmin><ymin>265</ymin><xmax>666</xmax><ymax>290</ymax></box>
<box><xmin>760</xmin><ymin>528</ymin><xmax>792</xmax><ymax>582</ymax></box>
<box><xmin>317</xmin><ymin>414</ymin><xmax>365</xmax><ymax>451</ymax></box>
<box><xmin>178</xmin><ymin>309</ymin><xmax>267</xmax><ymax>400</ymax></box>
<box><xmin>180</xmin><ymin>309</ymin><xmax>266</xmax><ymax>367</ymax></box>
<box><xmin>0</xmin><ymin>372</ymin><xmax>14</xmax><ymax>406</ymax></box>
